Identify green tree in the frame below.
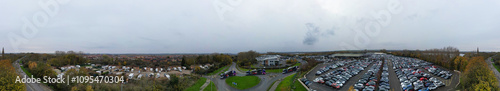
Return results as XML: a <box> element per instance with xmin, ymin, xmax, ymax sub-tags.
<box><xmin>461</xmin><ymin>57</ymin><xmax>499</xmax><ymax>90</ymax></box>
<box><xmin>0</xmin><ymin>60</ymin><xmax>26</xmax><ymax>91</ymax></box>
<box><xmin>181</xmin><ymin>56</ymin><xmax>186</xmax><ymax>67</ymax></box>
<box><xmin>237</xmin><ymin>50</ymin><xmax>259</xmax><ymax>66</ymax></box>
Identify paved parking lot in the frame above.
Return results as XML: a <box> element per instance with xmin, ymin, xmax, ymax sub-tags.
<box><xmin>417</xmin><ymin>66</ymin><xmax>460</xmax><ymax>91</ymax></box>
<box><xmin>306</xmin><ymin>60</ymin><xmax>374</xmax><ymax>91</ymax></box>
<box><xmin>304</xmin><ymin>54</ymin><xmax>460</xmax><ymax>91</ymax></box>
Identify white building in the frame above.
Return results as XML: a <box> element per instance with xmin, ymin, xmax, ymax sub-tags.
<box><xmin>256</xmin><ymin>55</ymin><xmax>284</xmax><ymax>66</ymax></box>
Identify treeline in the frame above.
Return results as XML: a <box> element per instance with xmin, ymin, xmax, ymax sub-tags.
<box><xmin>236</xmin><ymin>50</ymin><xmax>259</xmax><ymax>67</ymax></box>
<box><xmin>23</xmin><ymin>52</ymin><xmax>88</xmax><ymax>67</ymax></box>
<box><xmin>391</xmin><ymin>46</ymin><xmax>499</xmax><ymax>90</ymax></box>
<box><xmin>182</xmin><ymin>54</ymin><xmax>233</xmax><ymax>67</ymax></box>
<box><xmin>89</xmin><ymin>55</ymin><xmax>168</xmax><ymax>68</ymax></box>
<box><xmin>391</xmin><ymin>46</ymin><xmax>459</xmax><ymax>70</ymax></box>
<box><xmin>0</xmin><ymin>54</ymin><xmax>23</xmax><ymax>62</ymax></box>
<box><xmin>0</xmin><ymin>60</ymin><xmax>26</xmax><ymax>91</ymax></box>
<box><xmin>186</xmin><ymin>54</ymin><xmax>233</xmax><ymax>74</ymax></box>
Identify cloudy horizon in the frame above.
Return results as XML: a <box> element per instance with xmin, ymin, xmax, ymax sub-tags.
<box><xmin>1</xmin><ymin>0</ymin><xmax>500</xmax><ymax>53</ymax></box>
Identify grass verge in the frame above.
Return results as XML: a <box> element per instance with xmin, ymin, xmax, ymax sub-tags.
<box><xmin>492</xmin><ymin>59</ymin><xmax>500</xmax><ymax>73</ymax></box>
<box><xmin>267</xmin><ymin>80</ymin><xmax>278</xmax><ymax>91</ymax></box>
<box><xmin>203</xmin><ymin>81</ymin><xmax>217</xmax><ymax>91</ymax></box>
<box><xmin>207</xmin><ymin>66</ymin><xmax>229</xmax><ymax>75</ymax></box>
<box><xmin>184</xmin><ymin>77</ymin><xmax>207</xmax><ymax>91</ymax></box>
<box><xmin>19</xmin><ymin>60</ymin><xmax>33</xmax><ymax>76</ymax></box>
<box><xmin>275</xmin><ymin>73</ymin><xmax>307</xmax><ymax>91</ymax></box>
<box><xmin>20</xmin><ymin>66</ymin><xmax>32</xmax><ymax>76</ymax></box>
<box><xmin>225</xmin><ymin>76</ymin><xmax>260</xmax><ymax>90</ymax></box>
<box><xmin>493</xmin><ymin>64</ymin><xmax>500</xmax><ymax>73</ymax></box>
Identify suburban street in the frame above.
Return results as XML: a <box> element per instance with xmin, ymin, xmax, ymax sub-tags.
<box><xmin>12</xmin><ymin>56</ymin><xmax>52</xmax><ymax>91</ymax></box>
<box><xmin>486</xmin><ymin>56</ymin><xmax>500</xmax><ymax>87</ymax></box>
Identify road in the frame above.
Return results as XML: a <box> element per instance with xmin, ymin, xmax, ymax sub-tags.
<box><xmin>387</xmin><ymin>59</ymin><xmax>402</xmax><ymax>91</ymax></box>
<box><xmin>206</xmin><ymin>61</ymin><xmax>305</xmax><ymax>91</ymax></box>
<box><xmin>12</xmin><ymin>56</ymin><xmax>52</xmax><ymax>91</ymax></box>
<box><xmin>486</xmin><ymin>57</ymin><xmax>500</xmax><ymax>87</ymax></box>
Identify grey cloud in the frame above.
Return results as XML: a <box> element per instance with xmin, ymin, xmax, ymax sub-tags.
<box><xmin>303</xmin><ymin>23</ymin><xmax>320</xmax><ymax>45</ymax></box>
<box><xmin>303</xmin><ymin>23</ymin><xmax>336</xmax><ymax>45</ymax></box>
<box><xmin>1</xmin><ymin>0</ymin><xmax>500</xmax><ymax>53</ymax></box>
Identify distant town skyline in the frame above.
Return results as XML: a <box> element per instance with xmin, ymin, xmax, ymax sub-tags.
<box><xmin>1</xmin><ymin>0</ymin><xmax>500</xmax><ymax>53</ymax></box>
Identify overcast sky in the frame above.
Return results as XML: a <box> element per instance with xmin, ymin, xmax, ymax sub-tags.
<box><xmin>1</xmin><ymin>0</ymin><xmax>500</xmax><ymax>53</ymax></box>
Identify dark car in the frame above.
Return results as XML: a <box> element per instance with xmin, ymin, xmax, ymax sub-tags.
<box><xmin>300</xmin><ymin>78</ymin><xmax>308</xmax><ymax>83</ymax></box>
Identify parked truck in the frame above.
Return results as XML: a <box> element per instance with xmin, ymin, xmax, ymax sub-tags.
<box><xmin>282</xmin><ymin>66</ymin><xmax>298</xmax><ymax>74</ymax></box>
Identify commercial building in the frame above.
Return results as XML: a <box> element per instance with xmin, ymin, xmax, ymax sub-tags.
<box><xmin>329</xmin><ymin>53</ymin><xmax>366</xmax><ymax>58</ymax></box>
<box><xmin>256</xmin><ymin>55</ymin><xmax>284</xmax><ymax>66</ymax></box>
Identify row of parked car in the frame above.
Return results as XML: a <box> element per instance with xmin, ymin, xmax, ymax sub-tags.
<box><xmin>315</xmin><ymin>60</ymin><xmax>353</xmax><ymax>75</ymax></box>
<box><xmin>354</xmin><ymin>61</ymin><xmax>387</xmax><ymax>91</ymax></box>
<box><xmin>301</xmin><ymin>78</ymin><xmax>313</xmax><ymax>87</ymax></box>
<box><xmin>379</xmin><ymin>61</ymin><xmax>391</xmax><ymax>91</ymax></box>
<box><xmin>423</xmin><ymin>65</ymin><xmax>452</xmax><ymax>79</ymax></box>
<box><xmin>314</xmin><ymin>60</ymin><xmax>372</xmax><ymax>89</ymax></box>
<box><xmin>391</xmin><ymin>56</ymin><xmax>446</xmax><ymax>91</ymax></box>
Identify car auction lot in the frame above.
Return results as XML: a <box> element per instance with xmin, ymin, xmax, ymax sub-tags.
<box><xmin>305</xmin><ymin>54</ymin><xmax>460</xmax><ymax>91</ymax></box>
<box><xmin>306</xmin><ymin>60</ymin><xmax>375</xmax><ymax>91</ymax></box>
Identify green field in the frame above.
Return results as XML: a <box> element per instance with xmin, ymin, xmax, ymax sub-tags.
<box><xmin>207</xmin><ymin>66</ymin><xmax>229</xmax><ymax>75</ymax></box>
<box><xmin>225</xmin><ymin>76</ymin><xmax>260</xmax><ymax>90</ymax></box>
<box><xmin>203</xmin><ymin>81</ymin><xmax>217</xmax><ymax>91</ymax></box>
<box><xmin>275</xmin><ymin>73</ymin><xmax>307</xmax><ymax>91</ymax></box>
<box><xmin>184</xmin><ymin>77</ymin><xmax>207</xmax><ymax>91</ymax></box>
